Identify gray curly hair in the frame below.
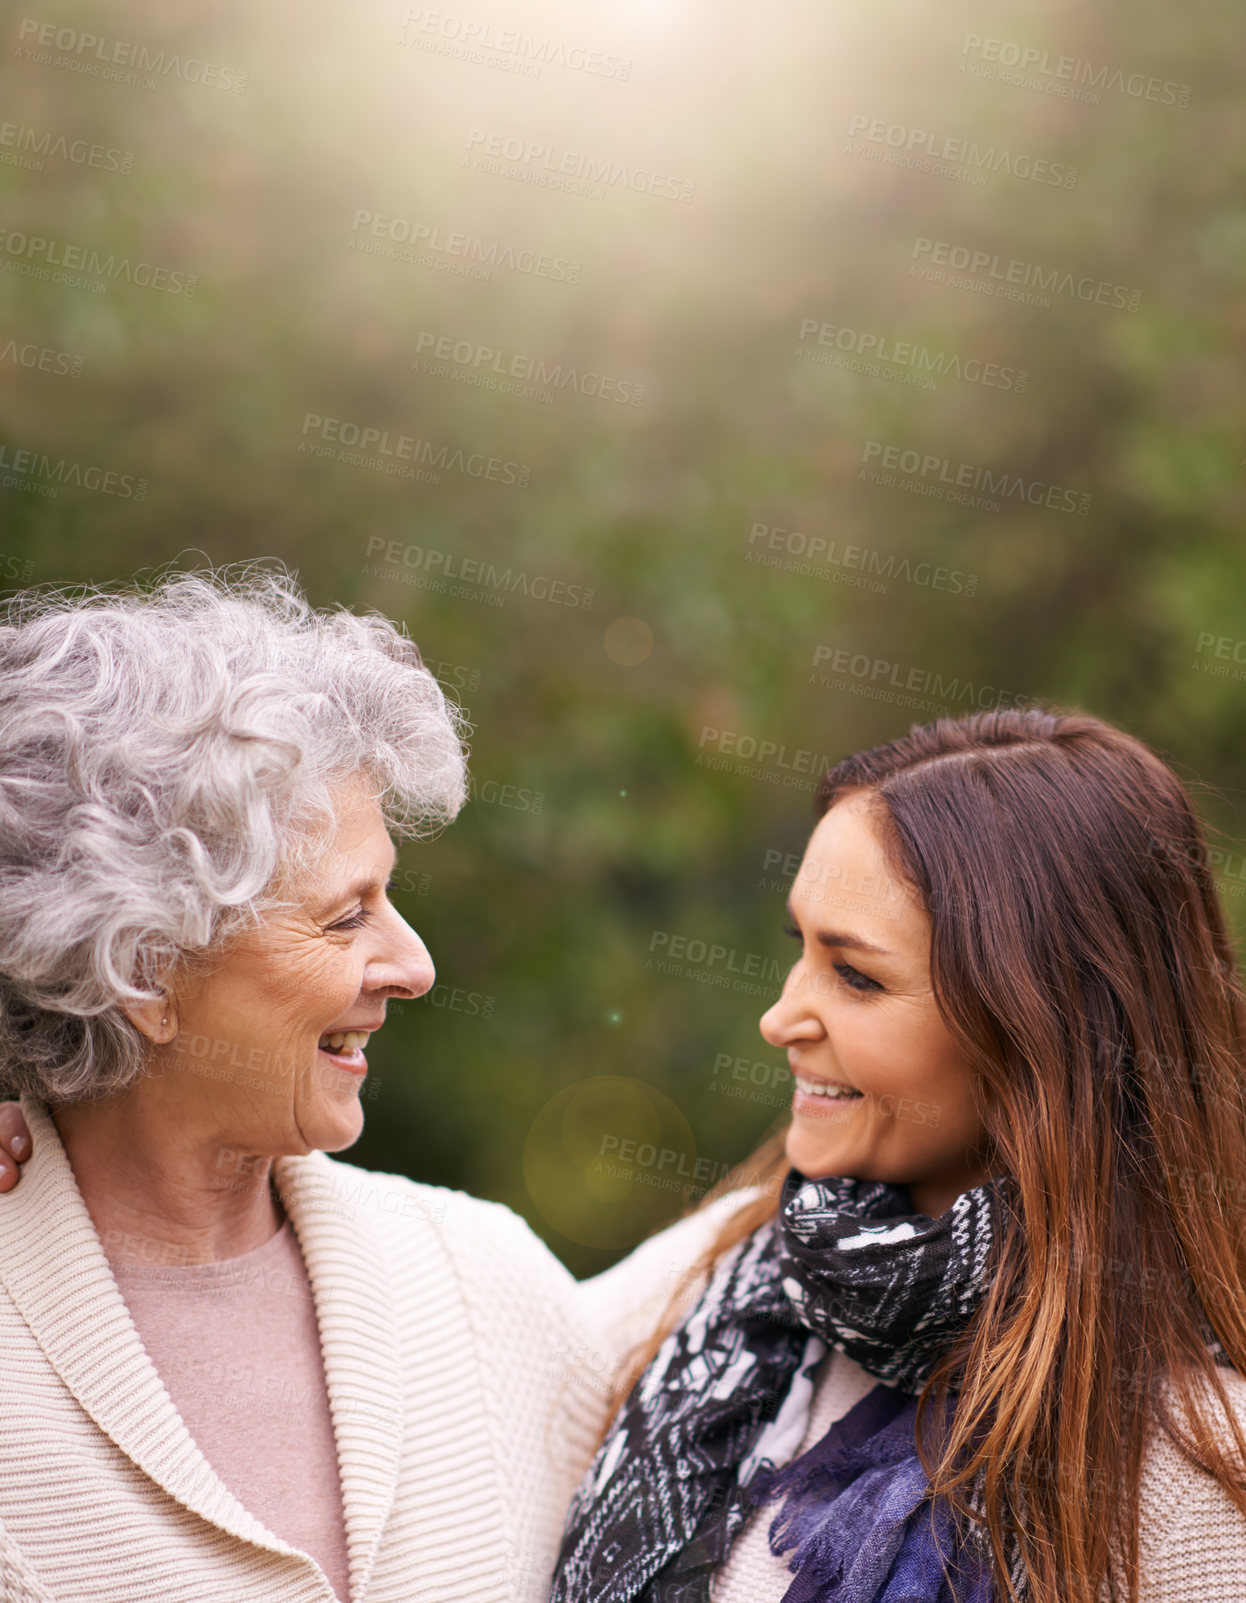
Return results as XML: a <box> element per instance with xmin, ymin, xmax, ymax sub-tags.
<box><xmin>0</xmin><ymin>566</ymin><xmax>468</xmax><ymax>1102</ymax></box>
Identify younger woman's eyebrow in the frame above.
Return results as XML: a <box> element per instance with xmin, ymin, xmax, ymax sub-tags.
<box><xmin>786</xmin><ymin>903</ymin><xmax>893</xmax><ymax>956</ymax></box>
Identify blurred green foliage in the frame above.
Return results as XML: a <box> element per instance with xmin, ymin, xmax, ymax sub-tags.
<box><xmin>2</xmin><ymin>0</ymin><xmax>1244</xmax><ymax>1272</ymax></box>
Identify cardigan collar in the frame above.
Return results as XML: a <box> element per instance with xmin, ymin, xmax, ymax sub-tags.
<box><xmin>0</xmin><ymin>1096</ymin><xmax>404</xmax><ymax>1602</ymax></box>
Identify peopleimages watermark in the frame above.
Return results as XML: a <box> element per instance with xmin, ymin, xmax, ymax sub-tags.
<box><xmin>0</xmin><ymin>442</ymin><xmax>147</xmax><ymax>500</ymax></box>
<box><xmin>0</xmin><ymin>337</ymin><xmax>83</xmax><ymax>378</ymax></box>
<box><xmin>860</xmin><ymin>439</ymin><xmax>1092</xmax><ymax>517</ymax></box>
<box><xmin>909</xmin><ymin>237</ymin><xmax>1141</xmax><ymax>313</ymax></box>
<box><xmin>711</xmin><ymin>1052</ymin><xmax>794</xmax><ymax>1111</ymax></box>
<box><xmin>363</xmin><ymin>535</ymin><xmax>595</xmax><ymax>611</ymax></box>
<box><xmin>390</xmin><ymin>866</ymin><xmax>432</xmax><ymax>898</ymax></box>
<box><xmin>1192</xmin><ymin>631</ymin><xmax>1246</xmax><ymax>685</ymax></box>
<box><xmin>399</xmin><ymin>9</ymin><xmax>631</xmax><ymax>80</ymax></box>
<box><xmin>431</xmin><ymin>658</ymin><xmax>482</xmax><ymax>695</ymax></box>
<box><xmin>161</xmin><ymin>1029</ymin><xmax>398</xmax><ymax>1111</ymax></box>
<box><xmin>0</xmin><ymin>553</ymin><xmax>35</xmax><ymax>583</ymax></box>
<box><xmin>1146</xmin><ymin>832</ymin><xmax>1246</xmax><ymax>905</ymax></box>
<box><xmin>810</xmin><ymin>644</ymin><xmax>1034</xmax><ymax>720</ymax></box>
<box><xmin>319</xmin><ymin>1166</ymin><xmax>448</xmax><ymax>1225</ymax></box>
<box><xmin>172</xmin><ymin>1359</ymin><xmax>324</xmax><ymax>1421</ymax></box>
<box><xmin>348</xmin><ymin>210</ymin><xmax>580</xmax><ymax>284</ymax></box>
<box><xmin>0</xmin><ymin>121</ymin><xmax>134</xmax><ymax>174</ymax></box>
<box><xmin>0</xmin><ymin>227</ymin><xmax>196</xmax><ymax>296</ymax></box>
<box><xmin>592</xmin><ymin>1133</ymin><xmax>734</xmax><ymax>1196</ymax></box>
<box><xmin>465</xmin><ymin>774</ymin><xmax>544</xmax><ymax>814</ymax></box>
<box><xmin>464</xmin><ymin>129</ymin><xmax>696</xmax><ymax>204</ymax></box>
<box><xmin>543</xmin><ymin>1336</ymin><xmax>622</xmax><ymax>1403</ymax></box>
<box><xmin>959</xmin><ymin>33</ymin><xmax>1191</xmax><ymax>109</ymax></box>
<box><xmin>796</xmin><ymin>317</ymin><xmax>1026</xmax><ymax>394</ymax></box>
<box><xmin>696</xmin><ymin>727</ymin><xmax>832</xmax><ymax>792</ymax></box>
<box><xmin>412</xmin><ymin>330</ymin><xmax>644</xmax><ymax>407</ymax></box>
<box><xmin>14</xmin><ymin>19</ymin><xmax>247</xmax><ymax>92</ymax></box>
<box><xmin>648</xmin><ymin>929</ymin><xmax>785</xmax><ymax>989</ymax></box>
<box><xmin>746</xmin><ymin>521</ymin><xmax>977</xmax><ymax>596</ymax></box>
<box><xmin>299</xmin><ymin>413</ymin><xmax>529</xmax><ymax>488</ymax></box>
<box><xmin>755</xmin><ymin>847</ymin><xmax>914</xmax><ymax>918</ymax></box>
<box><xmin>423</xmin><ymin>982</ymin><xmax>496</xmax><ymax>1017</ymax></box>
<box><xmin>845</xmin><ymin>114</ymin><xmax>1076</xmax><ymax>189</ymax></box>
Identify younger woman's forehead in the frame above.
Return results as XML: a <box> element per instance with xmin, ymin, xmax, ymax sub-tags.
<box><xmin>791</xmin><ymin>802</ymin><xmax>930</xmax><ymax>946</ymax></box>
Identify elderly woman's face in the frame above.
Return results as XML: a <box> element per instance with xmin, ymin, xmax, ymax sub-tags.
<box><xmin>163</xmin><ymin>783</ymin><xmax>433</xmax><ymax>1155</ymax></box>
<box><xmin>759</xmin><ymin>791</ymin><xmax>990</xmax><ymax>1217</ymax></box>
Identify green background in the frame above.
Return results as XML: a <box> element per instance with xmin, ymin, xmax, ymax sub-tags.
<box><xmin>3</xmin><ymin>0</ymin><xmax>1244</xmax><ymax>1272</ymax></box>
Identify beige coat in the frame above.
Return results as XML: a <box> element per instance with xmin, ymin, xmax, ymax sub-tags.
<box><xmin>0</xmin><ymin>1097</ymin><xmax>606</xmax><ymax>1602</ymax></box>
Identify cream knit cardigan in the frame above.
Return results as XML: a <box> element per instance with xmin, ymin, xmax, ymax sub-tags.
<box><xmin>0</xmin><ymin>1097</ymin><xmax>609</xmax><ymax>1602</ymax></box>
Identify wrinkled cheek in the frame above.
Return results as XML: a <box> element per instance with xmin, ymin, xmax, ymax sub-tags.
<box><xmin>252</xmin><ymin>1023</ymin><xmax>307</xmax><ymax>1096</ymax></box>
<box><xmin>302</xmin><ymin>1042</ymin><xmax>356</xmax><ymax>1101</ymax></box>
<box><xmin>260</xmin><ymin>950</ymin><xmax>352</xmax><ymax>1012</ymax></box>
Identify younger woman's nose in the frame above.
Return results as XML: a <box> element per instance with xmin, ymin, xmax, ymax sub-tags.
<box><xmin>759</xmin><ymin>967</ymin><xmax>823</xmax><ymax>1048</ymax></box>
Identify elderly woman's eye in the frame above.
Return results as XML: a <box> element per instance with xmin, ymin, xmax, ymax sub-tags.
<box><xmin>329</xmin><ymin>907</ymin><xmax>369</xmax><ymax>933</ymax></box>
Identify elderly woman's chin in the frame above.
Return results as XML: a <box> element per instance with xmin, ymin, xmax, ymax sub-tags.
<box><xmin>300</xmin><ymin>1057</ymin><xmax>369</xmax><ymax>1152</ymax></box>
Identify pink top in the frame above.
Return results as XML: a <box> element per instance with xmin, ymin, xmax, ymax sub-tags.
<box><xmin>110</xmin><ymin>1218</ymin><xmax>350</xmax><ymax>1601</ymax></box>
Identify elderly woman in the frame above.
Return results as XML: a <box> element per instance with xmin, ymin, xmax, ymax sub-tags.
<box><xmin>0</xmin><ymin>570</ymin><xmax>607</xmax><ymax>1601</ymax></box>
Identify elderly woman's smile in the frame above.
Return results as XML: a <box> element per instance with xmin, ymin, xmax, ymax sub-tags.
<box><xmin>317</xmin><ymin>1033</ymin><xmax>373</xmax><ymax>1067</ymax></box>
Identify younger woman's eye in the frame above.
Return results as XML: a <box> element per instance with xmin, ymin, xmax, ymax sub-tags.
<box><xmin>834</xmin><ymin>961</ymin><xmax>882</xmax><ymax>994</ymax></box>
<box><xmin>783</xmin><ymin>922</ymin><xmax>802</xmax><ymax>941</ymax></box>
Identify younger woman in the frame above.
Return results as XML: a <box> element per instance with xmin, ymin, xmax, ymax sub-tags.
<box><xmin>556</xmin><ymin>707</ymin><xmax>1246</xmax><ymax>1603</ymax></box>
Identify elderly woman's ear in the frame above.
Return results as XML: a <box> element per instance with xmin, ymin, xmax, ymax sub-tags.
<box><xmin>120</xmin><ymin>995</ymin><xmax>178</xmax><ymax>1045</ymax></box>
<box><xmin>0</xmin><ymin>1103</ymin><xmax>32</xmax><ymax>1190</ymax></box>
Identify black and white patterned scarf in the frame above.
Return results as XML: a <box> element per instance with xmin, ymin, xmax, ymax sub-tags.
<box><xmin>550</xmin><ymin>1169</ymin><xmax>1022</xmax><ymax>1603</ymax></box>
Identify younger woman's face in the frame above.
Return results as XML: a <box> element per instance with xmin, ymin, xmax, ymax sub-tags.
<box><xmin>759</xmin><ymin>791</ymin><xmax>991</xmax><ymax>1217</ymax></box>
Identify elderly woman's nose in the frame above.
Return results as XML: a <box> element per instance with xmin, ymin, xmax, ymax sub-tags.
<box><xmin>367</xmin><ymin>913</ymin><xmax>435</xmax><ymax>999</ymax></box>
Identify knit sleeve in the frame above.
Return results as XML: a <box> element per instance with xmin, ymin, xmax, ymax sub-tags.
<box><xmin>1138</xmin><ymin>1375</ymin><xmax>1246</xmax><ymax>1602</ymax></box>
<box><xmin>430</xmin><ymin>1189</ymin><xmax>618</xmax><ymax>1582</ymax></box>
<box><xmin>1140</xmin><ymin>1455</ymin><xmax>1246</xmax><ymax>1598</ymax></box>
<box><xmin>575</xmin><ymin>1189</ymin><xmax>764</xmax><ymax>1359</ymax></box>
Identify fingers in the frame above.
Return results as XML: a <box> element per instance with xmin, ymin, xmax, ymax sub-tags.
<box><xmin>0</xmin><ymin>1102</ymin><xmax>32</xmax><ymax>1192</ymax></box>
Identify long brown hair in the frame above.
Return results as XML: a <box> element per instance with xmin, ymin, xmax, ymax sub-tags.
<box><xmin>610</xmin><ymin>707</ymin><xmax>1246</xmax><ymax>1603</ymax></box>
